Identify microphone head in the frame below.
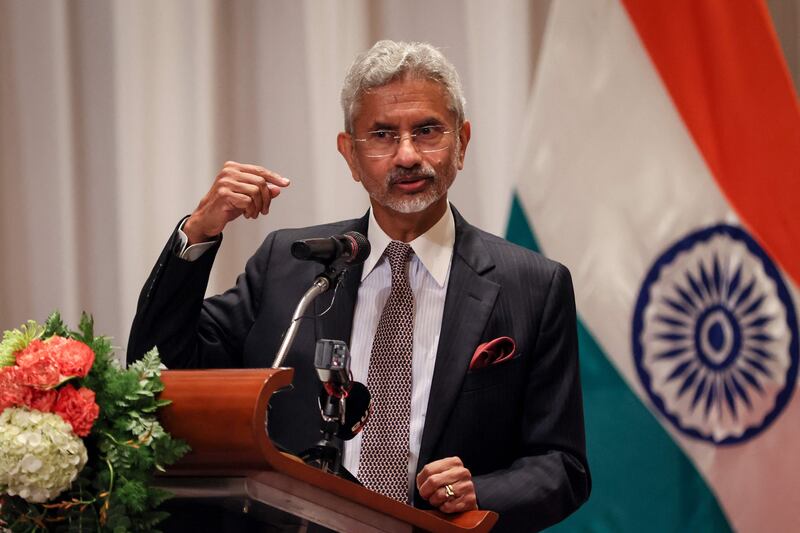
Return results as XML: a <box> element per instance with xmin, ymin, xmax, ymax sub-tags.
<box><xmin>342</xmin><ymin>231</ymin><xmax>370</xmax><ymax>265</ymax></box>
<box><xmin>290</xmin><ymin>238</ymin><xmax>337</xmax><ymax>262</ymax></box>
<box><xmin>290</xmin><ymin>232</ymin><xmax>370</xmax><ymax>266</ymax></box>
<box><xmin>314</xmin><ymin>339</ymin><xmax>351</xmax><ymax>396</ymax></box>
<box><xmin>337</xmin><ymin>382</ymin><xmax>372</xmax><ymax>440</ymax></box>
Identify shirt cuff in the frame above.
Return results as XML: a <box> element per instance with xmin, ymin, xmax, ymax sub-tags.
<box><xmin>175</xmin><ymin>218</ymin><xmax>218</xmax><ymax>261</ymax></box>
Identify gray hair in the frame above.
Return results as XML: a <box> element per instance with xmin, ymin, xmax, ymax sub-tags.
<box><xmin>341</xmin><ymin>40</ymin><xmax>466</xmax><ymax>133</ymax></box>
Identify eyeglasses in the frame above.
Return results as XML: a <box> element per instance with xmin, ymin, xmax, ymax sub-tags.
<box><xmin>352</xmin><ymin>125</ymin><xmax>455</xmax><ymax>158</ymax></box>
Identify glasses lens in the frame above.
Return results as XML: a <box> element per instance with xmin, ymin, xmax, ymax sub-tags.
<box><xmin>357</xmin><ymin>126</ymin><xmax>453</xmax><ymax>157</ymax></box>
<box><xmin>361</xmin><ymin>130</ymin><xmax>396</xmax><ymax>157</ymax></box>
<box><xmin>414</xmin><ymin>126</ymin><xmax>445</xmax><ymax>149</ymax></box>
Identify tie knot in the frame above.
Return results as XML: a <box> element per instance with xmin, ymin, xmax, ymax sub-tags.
<box><xmin>384</xmin><ymin>241</ymin><xmax>412</xmax><ymax>275</ymax></box>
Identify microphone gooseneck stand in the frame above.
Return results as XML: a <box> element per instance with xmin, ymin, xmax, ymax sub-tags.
<box><xmin>271</xmin><ymin>274</ymin><xmax>331</xmax><ymax>369</ymax></box>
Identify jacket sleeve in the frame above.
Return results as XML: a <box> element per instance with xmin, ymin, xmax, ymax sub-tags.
<box><xmin>126</xmin><ymin>220</ymin><xmax>275</xmax><ymax>369</ymax></box>
<box><xmin>472</xmin><ymin>264</ymin><xmax>591</xmax><ymax>531</ymax></box>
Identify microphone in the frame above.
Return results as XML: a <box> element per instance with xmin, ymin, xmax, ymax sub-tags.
<box><xmin>314</xmin><ymin>339</ymin><xmax>352</xmax><ymax>397</ymax></box>
<box><xmin>313</xmin><ymin>339</ymin><xmax>372</xmax><ymax>440</ymax></box>
<box><xmin>301</xmin><ymin>338</ymin><xmax>371</xmax><ymax>476</ymax></box>
<box><xmin>273</xmin><ymin>236</ymin><xmax>369</xmax><ymax>369</ymax></box>
<box><xmin>317</xmin><ymin>382</ymin><xmax>372</xmax><ymax>441</ymax></box>
<box><xmin>291</xmin><ymin>231</ymin><xmax>370</xmax><ymax>266</ymax></box>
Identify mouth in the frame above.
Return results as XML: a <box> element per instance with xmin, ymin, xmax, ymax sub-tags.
<box><xmin>390</xmin><ymin>175</ymin><xmax>433</xmax><ymax>193</ymax></box>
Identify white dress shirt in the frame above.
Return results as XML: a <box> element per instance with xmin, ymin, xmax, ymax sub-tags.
<box><xmin>343</xmin><ymin>205</ymin><xmax>455</xmax><ymax>497</ymax></box>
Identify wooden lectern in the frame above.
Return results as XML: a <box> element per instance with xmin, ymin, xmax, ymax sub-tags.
<box><xmin>156</xmin><ymin>369</ymin><xmax>497</xmax><ymax>532</ymax></box>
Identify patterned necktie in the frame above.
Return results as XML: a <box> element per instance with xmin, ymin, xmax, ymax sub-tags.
<box><xmin>359</xmin><ymin>241</ymin><xmax>414</xmax><ymax>502</ymax></box>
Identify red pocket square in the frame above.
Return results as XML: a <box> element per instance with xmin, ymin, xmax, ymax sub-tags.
<box><xmin>469</xmin><ymin>336</ymin><xmax>516</xmax><ymax>371</ymax></box>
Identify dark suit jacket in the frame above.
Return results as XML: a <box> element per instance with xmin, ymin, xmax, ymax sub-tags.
<box><xmin>128</xmin><ymin>206</ymin><xmax>590</xmax><ymax>532</ymax></box>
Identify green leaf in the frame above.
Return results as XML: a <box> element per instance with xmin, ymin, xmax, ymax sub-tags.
<box><xmin>43</xmin><ymin>310</ymin><xmax>68</xmax><ymax>338</ymax></box>
<box><xmin>77</xmin><ymin>312</ymin><xmax>95</xmax><ymax>343</ymax></box>
<box><xmin>147</xmin><ymin>488</ymin><xmax>174</xmax><ymax>508</ymax></box>
<box><xmin>115</xmin><ymin>479</ymin><xmax>149</xmax><ymax>513</ymax></box>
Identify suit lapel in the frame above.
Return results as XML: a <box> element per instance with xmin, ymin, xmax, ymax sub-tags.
<box><xmin>314</xmin><ymin>214</ymin><xmax>369</xmax><ymax>345</ymax></box>
<box><xmin>418</xmin><ymin>208</ymin><xmax>499</xmax><ymax>469</ymax></box>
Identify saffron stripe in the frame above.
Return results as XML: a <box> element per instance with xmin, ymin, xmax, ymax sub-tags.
<box><xmin>621</xmin><ymin>0</ymin><xmax>800</xmax><ymax>286</ymax></box>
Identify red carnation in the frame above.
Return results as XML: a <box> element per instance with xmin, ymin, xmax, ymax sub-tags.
<box><xmin>46</xmin><ymin>336</ymin><xmax>95</xmax><ymax>378</ymax></box>
<box><xmin>0</xmin><ymin>367</ymin><xmax>32</xmax><ymax>410</ymax></box>
<box><xmin>15</xmin><ymin>349</ymin><xmax>61</xmax><ymax>389</ymax></box>
<box><xmin>14</xmin><ymin>339</ymin><xmax>49</xmax><ymax>366</ymax></box>
<box><xmin>27</xmin><ymin>388</ymin><xmax>58</xmax><ymax>412</ymax></box>
<box><xmin>53</xmin><ymin>384</ymin><xmax>99</xmax><ymax>437</ymax></box>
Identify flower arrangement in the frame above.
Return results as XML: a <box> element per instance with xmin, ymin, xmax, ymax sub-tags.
<box><xmin>0</xmin><ymin>312</ymin><xmax>189</xmax><ymax>532</ymax></box>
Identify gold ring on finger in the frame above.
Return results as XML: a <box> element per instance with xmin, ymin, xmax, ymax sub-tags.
<box><xmin>444</xmin><ymin>484</ymin><xmax>456</xmax><ymax>499</ymax></box>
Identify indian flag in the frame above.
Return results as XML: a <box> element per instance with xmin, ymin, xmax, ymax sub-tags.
<box><xmin>507</xmin><ymin>0</ymin><xmax>800</xmax><ymax>531</ymax></box>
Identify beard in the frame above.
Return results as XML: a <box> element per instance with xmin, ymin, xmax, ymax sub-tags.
<box><xmin>377</xmin><ymin>164</ymin><xmax>444</xmax><ymax>214</ymax></box>
<box><xmin>362</xmin><ymin>146</ymin><xmax>460</xmax><ymax>214</ymax></box>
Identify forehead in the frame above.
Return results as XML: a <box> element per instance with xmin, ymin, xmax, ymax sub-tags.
<box><xmin>353</xmin><ymin>77</ymin><xmax>453</xmax><ymax>129</ymax></box>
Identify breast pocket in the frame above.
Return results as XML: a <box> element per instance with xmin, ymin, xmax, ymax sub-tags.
<box><xmin>461</xmin><ymin>353</ymin><xmax>524</xmax><ymax>393</ymax></box>
<box><xmin>439</xmin><ymin>355</ymin><xmax>525</xmax><ymax>474</ymax></box>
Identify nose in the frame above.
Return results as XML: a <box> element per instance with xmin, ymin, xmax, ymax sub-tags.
<box><xmin>393</xmin><ymin>135</ymin><xmax>423</xmax><ymax>167</ymax></box>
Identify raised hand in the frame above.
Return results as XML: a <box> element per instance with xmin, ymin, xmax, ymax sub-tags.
<box><xmin>183</xmin><ymin>161</ymin><xmax>291</xmax><ymax>245</ymax></box>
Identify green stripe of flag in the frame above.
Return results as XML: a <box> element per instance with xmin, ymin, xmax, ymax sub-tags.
<box><xmin>507</xmin><ymin>193</ymin><xmax>732</xmax><ymax>532</ymax></box>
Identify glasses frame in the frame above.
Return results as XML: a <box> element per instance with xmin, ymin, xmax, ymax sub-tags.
<box><xmin>352</xmin><ymin>126</ymin><xmax>456</xmax><ymax>159</ymax></box>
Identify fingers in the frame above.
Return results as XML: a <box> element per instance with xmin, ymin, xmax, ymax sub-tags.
<box><xmin>224</xmin><ymin>160</ymin><xmax>290</xmax><ymax>215</ymax></box>
<box><xmin>416</xmin><ymin>457</ymin><xmax>478</xmax><ymax>514</ymax></box>
<box><xmin>219</xmin><ymin>173</ymin><xmax>266</xmax><ymax>218</ymax></box>
<box><xmin>216</xmin><ymin>161</ymin><xmax>291</xmax><ymax>217</ymax></box>
<box><xmin>416</xmin><ymin>456</ymin><xmax>462</xmax><ymax>497</ymax></box>
<box><xmin>223</xmin><ymin>190</ymin><xmax>261</xmax><ymax>216</ymax></box>
<box><xmin>419</xmin><ymin>465</ymin><xmax>469</xmax><ymax>505</ymax></box>
<box><xmin>226</xmin><ymin>161</ymin><xmax>291</xmax><ymax>188</ymax></box>
<box><xmin>435</xmin><ymin>480</ymin><xmax>478</xmax><ymax>514</ymax></box>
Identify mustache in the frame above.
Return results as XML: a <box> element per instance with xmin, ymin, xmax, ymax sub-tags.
<box><xmin>387</xmin><ymin>165</ymin><xmax>436</xmax><ymax>184</ymax></box>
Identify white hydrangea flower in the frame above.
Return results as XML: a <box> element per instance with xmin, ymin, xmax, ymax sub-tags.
<box><xmin>0</xmin><ymin>407</ymin><xmax>88</xmax><ymax>503</ymax></box>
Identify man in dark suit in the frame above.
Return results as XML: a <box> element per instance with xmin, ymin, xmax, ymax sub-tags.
<box><xmin>128</xmin><ymin>40</ymin><xmax>589</xmax><ymax>531</ymax></box>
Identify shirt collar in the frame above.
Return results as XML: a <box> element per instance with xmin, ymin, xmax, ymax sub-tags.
<box><xmin>361</xmin><ymin>204</ymin><xmax>455</xmax><ymax>287</ymax></box>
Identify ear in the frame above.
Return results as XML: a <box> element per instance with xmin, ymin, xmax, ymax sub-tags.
<box><xmin>337</xmin><ymin>132</ymin><xmax>361</xmax><ymax>182</ymax></box>
<box><xmin>456</xmin><ymin>120</ymin><xmax>471</xmax><ymax>170</ymax></box>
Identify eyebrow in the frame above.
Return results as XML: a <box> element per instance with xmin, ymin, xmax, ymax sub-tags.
<box><xmin>368</xmin><ymin>117</ymin><xmax>445</xmax><ymax>131</ymax></box>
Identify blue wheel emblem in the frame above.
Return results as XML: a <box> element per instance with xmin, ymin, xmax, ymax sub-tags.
<box><xmin>632</xmin><ymin>225</ymin><xmax>798</xmax><ymax>445</ymax></box>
